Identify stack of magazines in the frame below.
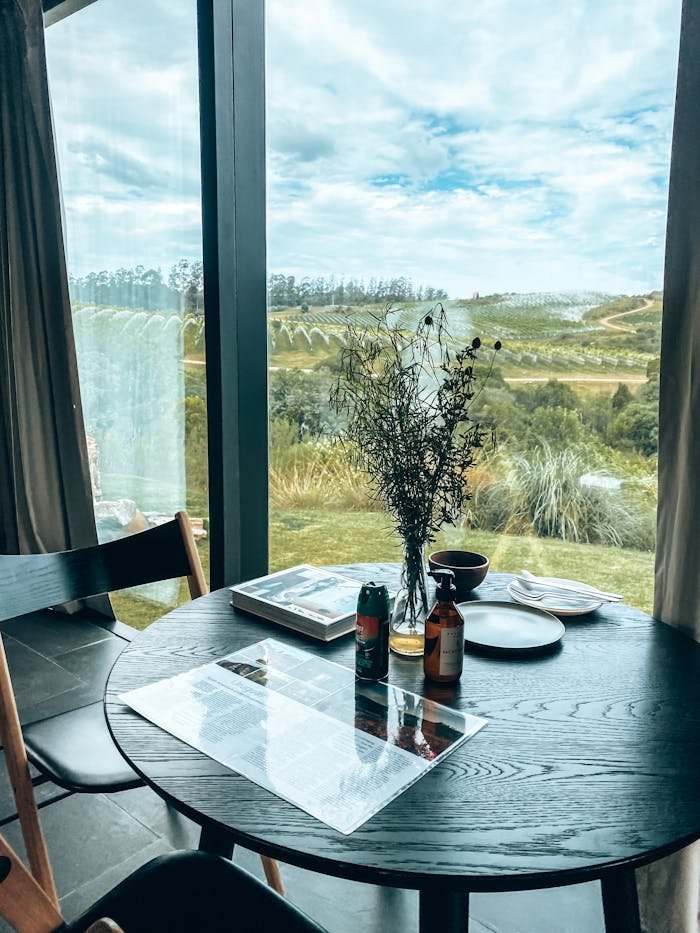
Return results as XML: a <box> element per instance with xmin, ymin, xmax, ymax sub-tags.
<box><xmin>230</xmin><ymin>564</ymin><xmax>381</xmax><ymax>641</ymax></box>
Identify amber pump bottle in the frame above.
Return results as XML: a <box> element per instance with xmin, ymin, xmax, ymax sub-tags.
<box><xmin>423</xmin><ymin>569</ymin><xmax>465</xmax><ymax>683</ymax></box>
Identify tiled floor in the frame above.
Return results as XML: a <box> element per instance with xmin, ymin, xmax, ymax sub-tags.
<box><xmin>0</xmin><ymin>609</ymin><xmax>605</xmax><ymax>931</ymax></box>
<box><xmin>0</xmin><ymin>778</ymin><xmax>605</xmax><ymax>932</ymax></box>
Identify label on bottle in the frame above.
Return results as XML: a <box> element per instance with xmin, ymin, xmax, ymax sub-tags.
<box><xmin>356</xmin><ymin>613</ymin><xmax>389</xmax><ymax>680</ymax></box>
<box><xmin>439</xmin><ymin>626</ymin><xmax>464</xmax><ymax>677</ymax></box>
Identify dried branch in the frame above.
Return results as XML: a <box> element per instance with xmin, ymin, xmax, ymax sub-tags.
<box><xmin>330</xmin><ymin>304</ymin><xmax>500</xmax><ymax>550</ymax></box>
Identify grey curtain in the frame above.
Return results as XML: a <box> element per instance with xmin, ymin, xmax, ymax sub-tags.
<box><xmin>0</xmin><ymin>0</ymin><xmax>99</xmax><ymax>559</ymax></box>
<box><xmin>637</xmin><ymin>1</ymin><xmax>700</xmax><ymax>929</ymax></box>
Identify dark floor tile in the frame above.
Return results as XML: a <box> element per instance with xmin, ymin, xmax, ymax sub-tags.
<box><xmin>0</xmin><ymin>610</ymin><xmax>113</xmax><ymax>658</ymax></box>
<box><xmin>471</xmin><ymin>884</ymin><xmax>604</xmax><ymax>933</ymax></box>
<box><xmin>106</xmin><ymin>785</ymin><xmax>200</xmax><ymax>849</ymax></box>
<box><xmin>1</xmin><ymin>793</ymin><xmax>159</xmax><ymax>899</ymax></box>
<box><xmin>53</xmin><ymin>637</ymin><xmax>127</xmax><ymax>687</ymax></box>
<box><xmin>3</xmin><ymin>636</ymin><xmax>82</xmax><ymax>710</ymax></box>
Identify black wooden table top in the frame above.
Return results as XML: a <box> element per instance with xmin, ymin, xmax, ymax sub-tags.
<box><xmin>105</xmin><ymin>567</ymin><xmax>700</xmax><ymax>893</ymax></box>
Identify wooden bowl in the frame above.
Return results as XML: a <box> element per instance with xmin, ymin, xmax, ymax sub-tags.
<box><xmin>428</xmin><ymin>550</ymin><xmax>489</xmax><ymax>598</ymax></box>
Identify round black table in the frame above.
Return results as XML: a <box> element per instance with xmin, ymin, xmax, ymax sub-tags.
<box><xmin>105</xmin><ymin>567</ymin><xmax>700</xmax><ymax>933</ymax></box>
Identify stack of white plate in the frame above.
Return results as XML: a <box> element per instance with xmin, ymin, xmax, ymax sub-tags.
<box><xmin>507</xmin><ymin>575</ymin><xmax>614</xmax><ymax>617</ymax></box>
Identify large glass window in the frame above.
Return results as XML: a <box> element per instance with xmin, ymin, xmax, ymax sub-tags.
<box><xmin>45</xmin><ymin>0</ymin><xmax>207</xmax><ymax>627</ymax></box>
<box><xmin>266</xmin><ymin>0</ymin><xmax>681</xmax><ymax>613</ymax></box>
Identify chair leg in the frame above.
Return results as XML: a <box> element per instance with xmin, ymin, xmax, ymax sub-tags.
<box><xmin>261</xmin><ymin>855</ymin><xmax>284</xmax><ymax>895</ymax></box>
<box><xmin>601</xmin><ymin>866</ymin><xmax>641</xmax><ymax>933</ymax></box>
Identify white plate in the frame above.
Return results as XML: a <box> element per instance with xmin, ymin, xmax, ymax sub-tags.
<box><xmin>508</xmin><ymin>578</ymin><xmax>603</xmax><ymax>616</ymax></box>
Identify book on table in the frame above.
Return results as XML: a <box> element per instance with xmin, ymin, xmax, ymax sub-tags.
<box><xmin>229</xmin><ymin>564</ymin><xmax>382</xmax><ymax>641</ymax></box>
<box><xmin>121</xmin><ymin>637</ymin><xmax>488</xmax><ymax>834</ymax></box>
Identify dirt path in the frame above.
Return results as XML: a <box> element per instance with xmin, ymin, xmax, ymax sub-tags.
<box><xmin>505</xmin><ymin>375</ymin><xmax>646</xmax><ymax>385</ymax></box>
<box><xmin>598</xmin><ymin>297</ymin><xmax>656</xmax><ymax>333</ymax></box>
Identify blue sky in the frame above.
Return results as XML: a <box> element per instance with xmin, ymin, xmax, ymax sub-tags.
<box><xmin>46</xmin><ymin>0</ymin><xmax>682</xmax><ymax>298</ymax></box>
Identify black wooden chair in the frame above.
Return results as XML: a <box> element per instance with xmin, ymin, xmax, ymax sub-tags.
<box><xmin>0</xmin><ymin>512</ymin><xmax>283</xmax><ymax>892</ymax></box>
<box><xmin>0</xmin><ymin>587</ymin><xmax>324</xmax><ymax>933</ymax></box>
<box><xmin>0</xmin><ymin>512</ymin><xmax>206</xmax><ymax>798</ymax></box>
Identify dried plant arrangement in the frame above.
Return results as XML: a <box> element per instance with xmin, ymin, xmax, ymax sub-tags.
<box><xmin>330</xmin><ymin>304</ymin><xmax>500</xmax><ymax>655</ymax></box>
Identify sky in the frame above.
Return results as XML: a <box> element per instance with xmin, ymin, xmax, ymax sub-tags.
<box><xmin>45</xmin><ymin>0</ymin><xmax>682</xmax><ymax>298</ymax></box>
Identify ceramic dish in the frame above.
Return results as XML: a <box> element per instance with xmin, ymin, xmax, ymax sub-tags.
<box><xmin>457</xmin><ymin>600</ymin><xmax>565</xmax><ymax>655</ymax></box>
<box><xmin>507</xmin><ymin>578</ymin><xmax>603</xmax><ymax>616</ymax></box>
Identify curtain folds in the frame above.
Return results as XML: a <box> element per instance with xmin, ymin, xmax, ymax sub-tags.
<box><xmin>640</xmin><ymin>0</ymin><xmax>700</xmax><ymax>929</ymax></box>
<box><xmin>0</xmin><ymin>0</ymin><xmax>99</xmax><ymax>560</ymax></box>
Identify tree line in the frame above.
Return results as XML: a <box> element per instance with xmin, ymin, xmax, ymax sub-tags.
<box><xmin>69</xmin><ymin>263</ymin><xmax>448</xmax><ymax>314</ymax></box>
<box><xmin>268</xmin><ymin>274</ymin><xmax>447</xmax><ymax>309</ymax></box>
<box><xmin>69</xmin><ymin>260</ymin><xmax>204</xmax><ymax>314</ymax></box>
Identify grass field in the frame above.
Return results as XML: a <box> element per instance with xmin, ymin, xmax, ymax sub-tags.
<box><xmin>112</xmin><ymin>507</ymin><xmax>655</xmax><ymax>631</ymax></box>
<box><xmin>270</xmin><ymin>509</ymin><xmax>655</xmax><ymax>614</ymax></box>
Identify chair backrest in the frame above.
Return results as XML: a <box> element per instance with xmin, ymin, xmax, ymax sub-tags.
<box><xmin>0</xmin><ymin>511</ymin><xmax>207</xmax><ymax>932</ymax></box>
<box><xmin>0</xmin><ymin>511</ymin><xmax>207</xmax><ymax>623</ymax></box>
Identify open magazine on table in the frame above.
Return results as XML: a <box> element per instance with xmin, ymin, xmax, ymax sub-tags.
<box><xmin>121</xmin><ymin>638</ymin><xmax>488</xmax><ymax>835</ymax></box>
<box><xmin>229</xmin><ymin>564</ymin><xmax>382</xmax><ymax>640</ymax></box>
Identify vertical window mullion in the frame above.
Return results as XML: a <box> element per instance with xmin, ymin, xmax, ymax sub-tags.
<box><xmin>198</xmin><ymin>0</ymin><xmax>268</xmax><ymax>589</ymax></box>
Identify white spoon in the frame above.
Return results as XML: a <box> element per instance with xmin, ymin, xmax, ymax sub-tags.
<box><xmin>518</xmin><ymin>570</ymin><xmax>622</xmax><ymax>602</ymax></box>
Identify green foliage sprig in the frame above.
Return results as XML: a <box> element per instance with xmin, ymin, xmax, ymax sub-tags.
<box><xmin>330</xmin><ymin>304</ymin><xmax>501</xmax><ymax>551</ymax></box>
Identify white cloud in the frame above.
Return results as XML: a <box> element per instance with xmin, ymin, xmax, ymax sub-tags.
<box><xmin>45</xmin><ymin>0</ymin><xmax>681</xmax><ymax>295</ymax></box>
<box><xmin>266</xmin><ymin>0</ymin><xmax>680</xmax><ymax>294</ymax></box>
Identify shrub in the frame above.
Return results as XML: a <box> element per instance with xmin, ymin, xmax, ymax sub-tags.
<box><xmin>269</xmin><ymin>429</ymin><xmax>375</xmax><ymax>510</ymax></box>
<box><xmin>612</xmin><ymin>383</ymin><xmax>633</xmax><ymax>411</ymax></box>
<box><xmin>526</xmin><ymin>406</ymin><xmax>583</xmax><ymax>449</ymax></box>
<box><xmin>472</xmin><ymin>444</ymin><xmax>656</xmax><ymax>550</ymax></box>
<box><xmin>185</xmin><ymin>395</ymin><xmax>208</xmax><ymax>495</ymax></box>
<box><xmin>269</xmin><ymin>369</ymin><xmax>340</xmax><ymax>437</ymax></box>
<box><xmin>528</xmin><ymin>379</ymin><xmax>579</xmax><ymax>411</ymax></box>
<box><xmin>607</xmin><ymin>403</ymin><xmax>658</xmax><ymax>456</ymax></box>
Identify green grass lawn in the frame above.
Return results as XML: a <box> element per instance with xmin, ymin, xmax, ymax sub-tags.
<box><xmin>270</xmin><ymin>509</ymin><xmax>655</xmax><ymax>615</ymax></box>
<box><xmin>111</xmin><ymin>508</ymin><xmax>655</xmax><ymax>631</ymax></box>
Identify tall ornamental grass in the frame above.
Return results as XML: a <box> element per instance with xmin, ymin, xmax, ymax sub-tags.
<box><xmin>471</xmin><ymin>444</ymin><xmax>656</xmax><ymax>550</ymax></box>
<box><xmin>270</xmin><ymin>422</ymin><xmax>375</xmax><ymax>510</ymax></box>
<box><xmin>270</xmin><ymin>422</ymin><xmax>657</xmax><ymax>551</ymax></box>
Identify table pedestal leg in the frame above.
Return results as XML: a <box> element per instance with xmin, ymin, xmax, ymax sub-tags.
<box><xmin>601</xmin><ymin>867</ymin><xmax>641</xmax><ymax>933</ymax></box>
<box><xmin>198</xmin><ymin>824</ymin><xmax>235</xmax><ymax>859</ymax></box>
<box><xmin>419</xmin><ymin>888</ymin><xmax>469</xmax><ymax>933</ymax></box>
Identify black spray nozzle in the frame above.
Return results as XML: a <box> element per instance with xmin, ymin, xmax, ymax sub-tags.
<box><xmin>428</xmin><ymin>568</ymin><xmax>456</xmax><ymax>600</ymax></box>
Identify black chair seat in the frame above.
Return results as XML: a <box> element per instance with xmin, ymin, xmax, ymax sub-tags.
<box><xmin>23</xmin><ymin>702</ymin><xmax>142</xmax><ymax>793</ymax></box>
<box><xmin>66</xmin><ymin>850</ymin><xmax>326</xmax><ymax>933</ymax></box>
<box><xmin>0</xmin><ymin>517</ymin><xmax>207</xmax><ymax>800</ymax></box>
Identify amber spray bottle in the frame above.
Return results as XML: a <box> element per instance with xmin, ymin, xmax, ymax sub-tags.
<box><xmin>423</xmin><ymin>569</ymin><xmax>465</xmax><ymax>683</ymax></box>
